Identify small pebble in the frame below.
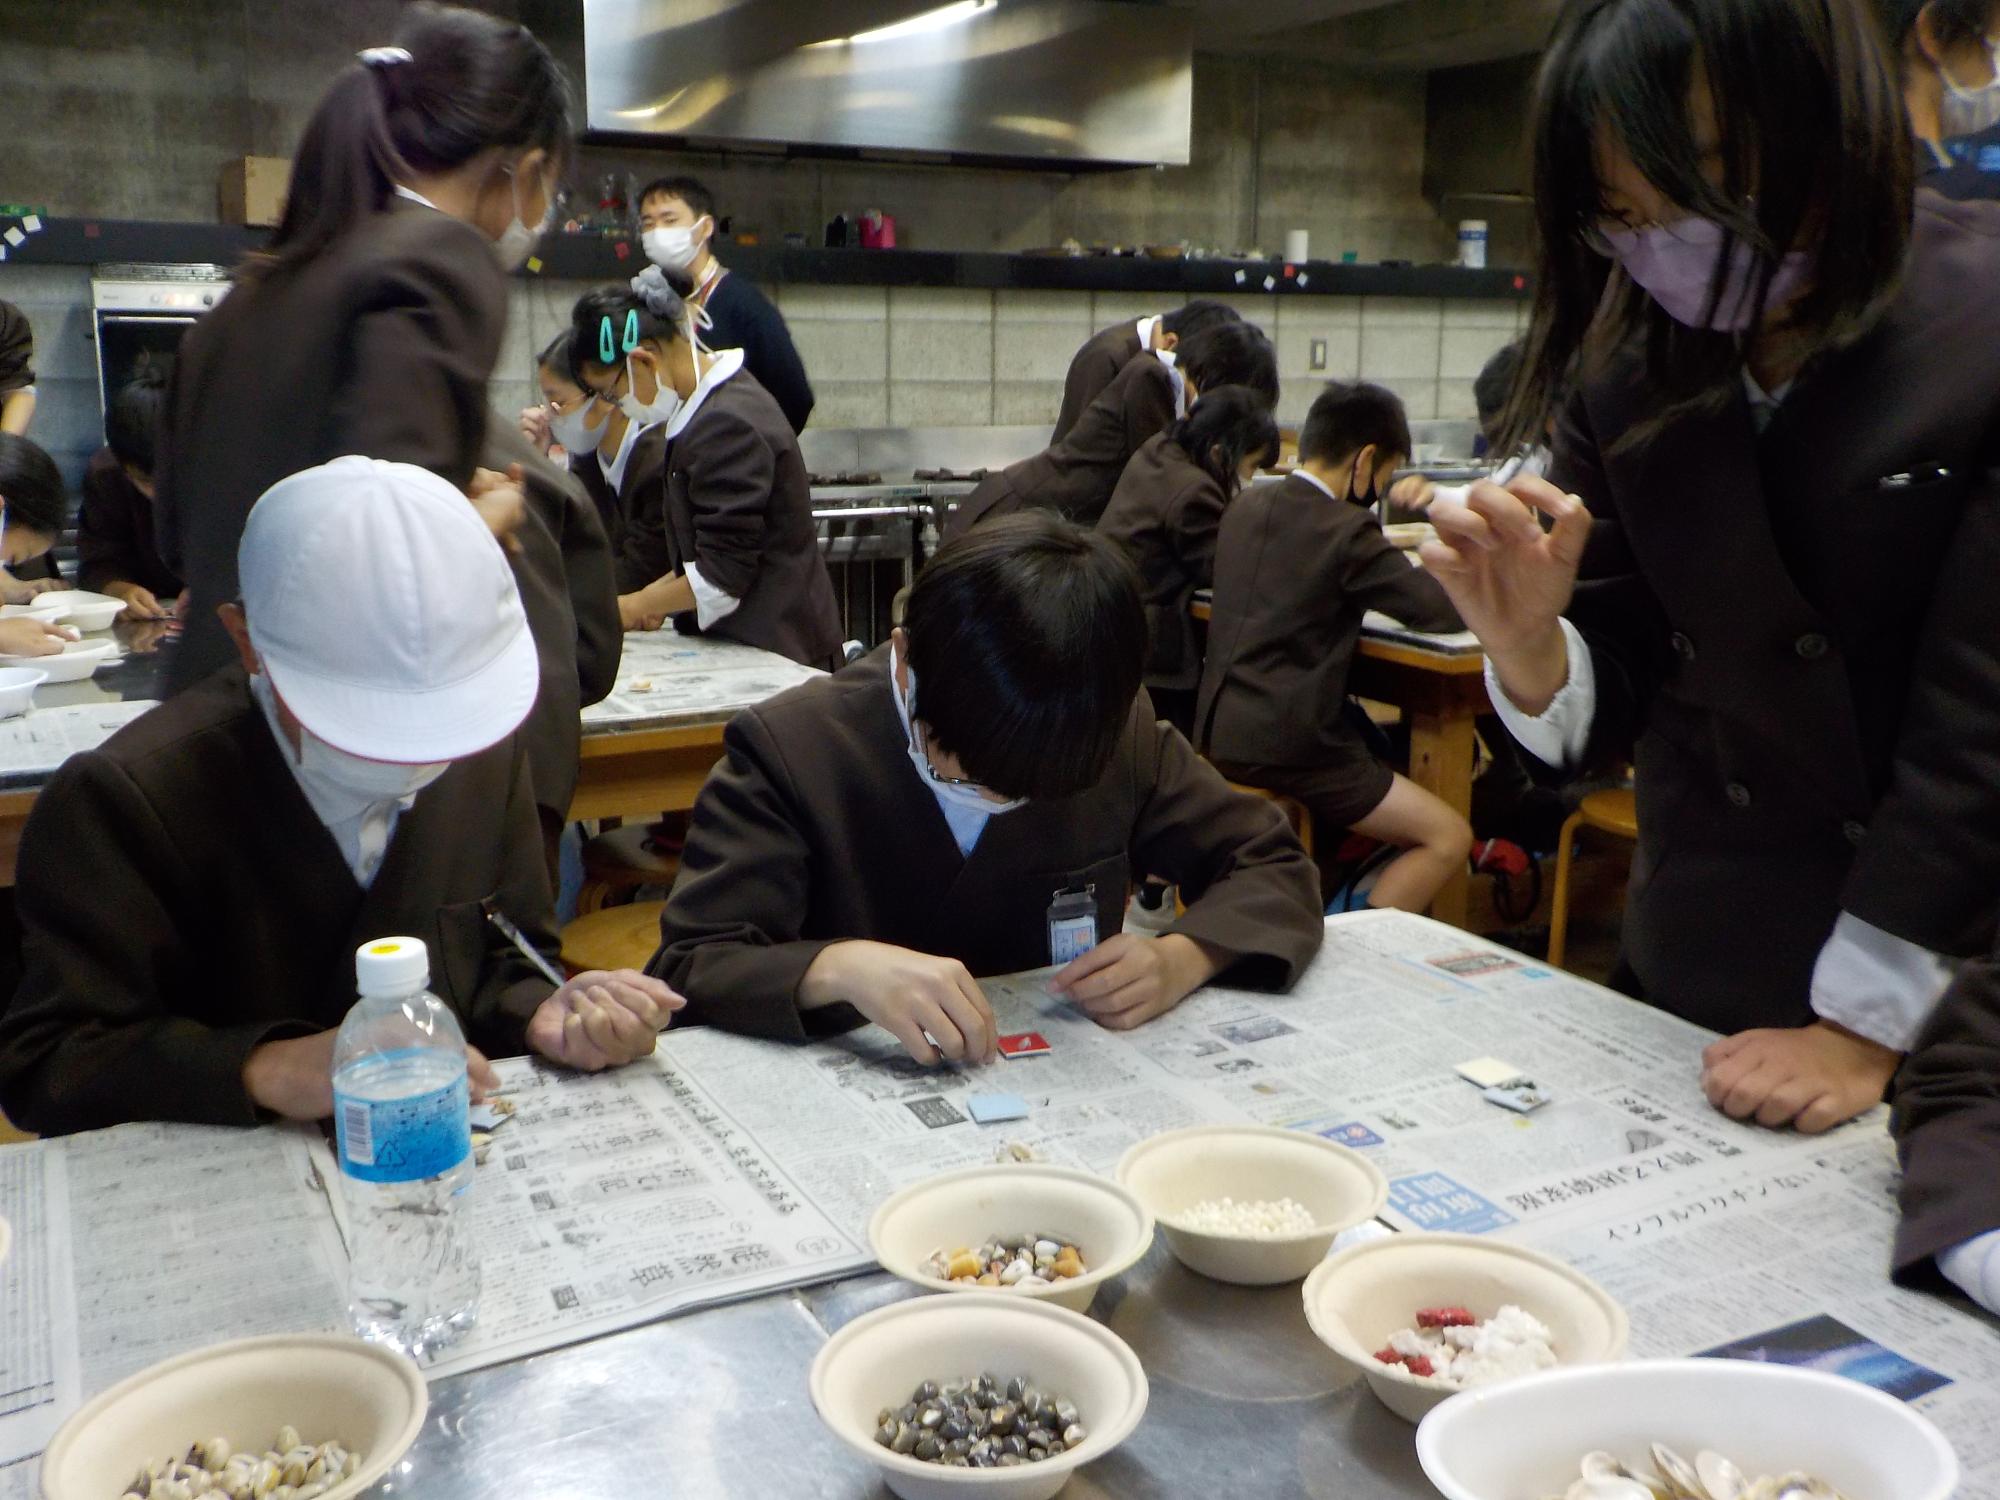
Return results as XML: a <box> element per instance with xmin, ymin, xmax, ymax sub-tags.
<box><xmin>921</xmin><ymin>1232</ymin><xmax>1089</xmax><ymax>1290</ymax></box>
<box><xmin>873</xmin><ymin>1373</ymin><xmax>1085</xmax><ymax>1467</ymax></box>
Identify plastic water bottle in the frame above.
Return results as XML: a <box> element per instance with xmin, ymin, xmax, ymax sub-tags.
<box><xmin>332</xmin><ymin>936</ymin><xmax>480</xmax><ymax>1360</ymax></box>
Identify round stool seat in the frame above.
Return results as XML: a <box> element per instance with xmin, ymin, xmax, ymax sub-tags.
<box><xmin>1577</xmin><ymin>787</ymin><xmax>1638</xmax><ymax>840</ymax></box>
<box><xmin>560</xmin><ymin>900</ymin><xmax>668</xmax><ymax>977</ymax></box>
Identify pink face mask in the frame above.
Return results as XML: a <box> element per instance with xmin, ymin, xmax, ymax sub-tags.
<box><xmin>1598</xmin><ymin>216</ymin><xmax>1810</xmax><ymax>332</ymax></box>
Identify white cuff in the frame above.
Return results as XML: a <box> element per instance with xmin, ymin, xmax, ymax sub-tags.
<box><xmin>1940</xmin><ymin>1231</ymin><xmax>2000</xmax><ymax>1315</ymax></box>
<box><xmin>1484</xmin><ymin>617</ymin><xmax>1595</xmax><ymax>770</ymax></box>
<box><xmin>684</xmin><ymin>561</ymin><xmax>742</xmax><ymax>630</ymax></box>
<box><xmin>1808</xmin><ymin>911</ymin><xmax>1955</xmax><ymax>1052</ymax></box>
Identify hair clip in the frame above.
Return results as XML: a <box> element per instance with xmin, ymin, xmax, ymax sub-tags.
<box><xmin>598</xmin><ymin>315</ymin><xmax>617</xmax><ymax>366</ymax></box>
<box><xmin>357</xmin><ymin>45</ymin><xmax>412</xmax><ymax>67</ymax></box>
<box><xmin>622</xmin><ymin>309</ymin><xmax>641</xmax><ymax>354</ymax></box>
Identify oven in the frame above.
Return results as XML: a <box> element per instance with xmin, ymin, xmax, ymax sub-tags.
<box><xmin>811</xmin><ymin>489</ymin><xmax>927</xmax><ymax>650</ymax></box>
<box><xmin>89</xmin><ymin>264</ymin><xmax>231</xmax><ymax>417</ymax></box>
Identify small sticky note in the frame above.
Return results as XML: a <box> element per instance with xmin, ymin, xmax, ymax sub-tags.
<box><xmin>1262</xmin><ymin>274</ymin><xmax>1277</xmax><ymax>291</ymax></box>
<box><xmin>1455</xmin><ymin>1056</ymin><xmax>1528</xmax><ymax>1089</ymax></box>
<box><xmin>968</xmin><ymin>1093</ymin><xmax>1030</xmax><ymax>1124</ymax></box>
<box><xmin>22</xmin><ymin>215</ymin><xmax>41</xmax><ymax>233</ymax></box>
<box><xmin>524</xmin><ymin>255</ymin><xmax>544</xmax><ymax>274</ymax></box>
<box><xmin>3</xmin><ymin>227</ymin><xmax>23</xmax><ymax>247</ymax></box>
<box><xmin>1233</xmin><ymin>268</ymin><xmax>1248</xmax><ymax>284</ymax></box>
<box><xmin>1297</xmin><ymin>273</ymin><xmax>1310</xmax><ymax>289</ymax></box>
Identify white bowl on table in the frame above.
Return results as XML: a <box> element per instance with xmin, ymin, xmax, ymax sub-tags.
<box><xmin>0</xmin><ymin>667</ymin><xmax>46</xmax><ymax>718</ymax></box>
<box><xmin>870</xmin><ymin>1164</ymin><xmax>1155</xmax><ymax>1314</ymax></box>
<box><xmin>1301</xmin><ymin>1231</ymin><xmax>1628</xmax><ymax>1423</ymax></box>
<box><xmin>38</xmin><ymin>1333</ymin><xmax>427</xmax><ymax>1500</ymax></box>
<box><xmin>1114</xmin><ymin>1124</ymin><xmax>1388</xmax><ymax>1285</ymax></box>
<box><xmin>0</xmin><ymin>639</ymin><xmax>114</xmax><ymax>682</ymax></box>
<box><xmin>1416</xmin><ymin>1357</ymin><xmax>1958</xmax><ymax>1500</ymax></box>
<box><xmin>0</xmin><ymin>598</ymin><xmax>68</xmax><ymax>623</ymax></box>
<box><xmin>810</xmin><ymin>1292</ymin><xmax>1149</xmax><ymax>1500</ymax></box>
<box><xmin>58</xmin><ymin>590</ymin><xmax>130</xmax><ymax>632</ymax></box>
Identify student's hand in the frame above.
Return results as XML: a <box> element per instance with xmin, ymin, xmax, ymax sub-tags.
<box><xmin>1700</xmin><ymin>1020</ymin><xmax>1899</xmax><ymax>1134</ymax></box>
<box><xmin>106</xmin><ymin>582</ymin><xmax>172</xmax><ymax>621</ymax></box>
<box><xmin>800</xmin><ymin>941</ymin><xmax>999</xmax><ymax>1066</ymax></box>
<box><xmin>1053</xmin><ymin>932</ymin><xmax>1221</xmax><ymax>1031</ymax></box>
<box><xmin>528</xmin><ymin>969</ymin><xmax>687</xmax><ymax>1071</ymax></box>
<box><xmin>1388</xmin><ymin>474</ymin><xmax>1436</xmax><ymax>511</ymax></box>
<box><xmin>467</xmin><ymin>464</ymin><xmax>529</xmax><ymax>552</ymax></box>
<box><xmin>0</xmin><ymin>571</ymin><xmax>64</xmax><ymax>605</ymax></box>
<box><xmin>1419</xmin><ymin>476</ymin><xmax>1591</xmax><ymax>714</ymax></box>
<box><xmin>246</xmin><ymin>1032</ymin><xmax>499</xmax><ymax>1120</ymax></box>
<box><xmin>0</xmin><ymin>618</ymin><xmax>76</xmax><ymax>657</ymax></box>
<box><xmin>519</xmin><ymin>404</ymin><xmax>554</xmax><ymax>455</ymax></box>
<box><xmin>618</xmin><ymin>593</ymin><xmax>668</xmax><ymax>632</ymax></box>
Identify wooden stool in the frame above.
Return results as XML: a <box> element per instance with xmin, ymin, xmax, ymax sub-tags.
<box><xmin>1225</xmin><ymin>782</ymin><xmax>1314</xmax><ymax>859</ymax></box>
<box><xmin>576</xmin><ymin>824</ymin><xmax>683</xmax><ymax>915</ymax></box>
<box><xmin>1547</xmin><ymin>787</ymin><xmax>1639</xmax><ymax>969</ymax></box>
<box><xmin>560</xmin><ymin>900</ymin><xmax>668</xmax><ymax>977</ymax></box>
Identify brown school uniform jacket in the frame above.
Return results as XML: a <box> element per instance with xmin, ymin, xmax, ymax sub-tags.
<box><xmin>157</xmin><ymin>200</ymin><xmax>508</xmax><ymax>692</ymax></box>
<box><xmin>1096</xmin><ymin>433</ymin><xmax>1229</xmax><ymax>692</ymax></box>
<box><xmin>1544</xmin><ymin>192</ymin><xmax>2000</xmax><ymax>1034</ymax></box>
<box><xmin>949</xmin><ymin>356</ymin><xmax>1178</xmax><ymax>538</ymax></box>
<box><xmin>1890</xmin><ymin>957</ymin><xmax>2000</xmax><ymax>1289</ymax></box>
<box><xmin>650</xmin><ymin>650</ymin><xmax>1325</xmax><ymax>1042</ymax></box>
<box><xmin>0</xmin><ymin>667</ymin><xmax>562</xmax><ymax>1136</ymax></box>
<box><xmin>620</xmin><ymin>368</ymin><xmax>843</xmax><ymax>669</ymax></box>
<box><xmin>568</xmin><ymin>422</ymin><xmax>666</xmax><ymax>581</ymax></box>
<box><xmin>1054</xmin><ymin>321</ymin><xmax>1145</xmax><ymax>443</ymax></box>
<box><xmin>486</xmin><ymin>423</ymin><xmax>623</xmax><ymax>821</ymax></box>
<box><xmin>78</xmin><ymin>447</ymin><xmax>183</xmax><ymax>598</ymax></box>
<box><xmin>0</xmin><ymin>299</ymin><xmax>33</xmax><ymax>398</ymax></box>
<box><xmin>1197</xmin><ymin>474</ymin><xmax>1462</xmax><ymax>766</ymax></box>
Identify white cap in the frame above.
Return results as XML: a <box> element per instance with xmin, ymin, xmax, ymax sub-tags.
<box><xmin>356</xmin><ymin>936</ymin><xmax>430</xmax><ymax>998</ymax></box>
<box><xmin>239</xmin><ymin>455</ymin><xmax>538</xmax><ymax>763</ymax></box>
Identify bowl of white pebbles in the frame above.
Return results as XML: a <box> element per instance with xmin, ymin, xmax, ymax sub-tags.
<box><xmin>1115</xmin><ymin>1124</ymin><xmax>1389</xmax><ymax>1285</ymax></box>
<box><xmin>38</xmin><ymin>1333</ymin><xmax>427</xmax><ymax>1500</ymax></box>
<box><xmin>811</xmin><ymin>1292</ymin><xmax>1149</xmax><ymax>1500</ymax></box>
<box><xmin>1302</xmin><ymin>1232</ymin><xmax>1628</xmax><ymax>1423</ymax></box>
<box><xmin>870</xmin><ymin>1164</ymin><xmax>1155</xmax><ymax>1313</ymax></box>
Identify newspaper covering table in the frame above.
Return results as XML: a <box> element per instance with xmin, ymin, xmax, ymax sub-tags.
<box><xmin>0</xmin><ymin>702</ymin><xmax>156</xmax><ymax>790</ymax></box>
<box><xmin>4</xmin><ymin>912</ymin><xmax>1993</xmax><ymax>1492</ymax></box>
<box><xmin>582</xmin><ymin>632</ymin><xmax>823</xmax><ymax>733</ymax></box>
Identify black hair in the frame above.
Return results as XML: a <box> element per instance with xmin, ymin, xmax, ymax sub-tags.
<box><xmin>568</xmin><ymin>271</ymin><xmax>690</xmax><ymax>377</ymax></box>
<box><xmin>0</xmin><ymin>434</ymin><xmax>69</xmax><ymax>542</ymax></box>
<box><xmin>1473</xmin><ymin>341</ymin><xmax>1525</xmax><ymax>437</ymax></box>
<box><xmin>637</xmin><ymin>175</ymin><xmax>717</xmax><ymax>223</ymax></box>
<box><xmin>1878</xmin><ymin>0</ymin><xmax>1995</xmax><ymax>46</ymax></box>
<box><xmin>1173</xmin><ymin>386</ymin><xmax>1280</xmax><ymax>499</ymax></box>
<box><xmin>244</xmin><ymin>3</ymin><xmax>573</xmax><ymax>285</ymax></box>
<box><xmin>1297</xmin><ymin>382</ymin><xmax>1412</xmax><ymax>470</ymax></box>
<box><xmin>904</xmin><ymin>512</ymin><xmax>1146</xmax><ymax>802</ymax></box>
<box><xmin>1176</xmin><ymin>321</ymin><xmax>1280</xmax><ymax>409</ymax></box>
<box><xmin>536</xmin><ymin>330</ymin><xmax>570</xmax><ymax>371</ymax></box>
<box><xmin>1500</xmin><ymin>0</ymin><xmax>1912</xmax><ymax>453</ymax></box>
<box><xmin>1159</xmin><ymin>299</ymin><xmax>1240</xmax><ymax>340</ymax></box>
<box><xmin>105</xmin><ymin>364</ymin><xmax>169</xmax><ymax>476</ymax></box>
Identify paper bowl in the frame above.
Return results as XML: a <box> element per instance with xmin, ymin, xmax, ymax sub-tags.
<box><xmin>0</xmin><ymin>667</ymin><xmax>45</xmax><ymax>718</ymax></box>
<box><xmin>1114</xmin><ymin>1125</ymin><xmax>1388</xmax><ymax>1285</ymax></box>
<box><xmin>60</xmin><ymin>591</ymin><xmax>129</xmax><ymax>632</ymax></box>
<box><xmin>39</xmin><ymin>1333</ymin><xmax>426</xmax><ymax>1500</ymax></box>
<box><xmin>810</xmin><ymin>1293</ymin><xmax>1148</xmax><ymax>1500</ymax></box>
<box><xmin>870</xmin><ymin>1165</ymin><xmax>1154</xmax><ymax>1313</ymax></box>
<box><xmin>0</xmin><ymin>639</ymin><xmax>114</xmax><ymax>682</ymax></box>
<box><xmin>1301</xmin><ymin>1232</ymin><xmax>1628</xmax><ymax>1423</ymax></box>
<box><xmin>1416</xmin><ymin>1358</ymin><xmax>1958</xmax><ymax>1500</ymax></box>
<box><xmin>0</xmin><ymin>599</ymin><xmax>68</xmax><ymax>622</ymax></box>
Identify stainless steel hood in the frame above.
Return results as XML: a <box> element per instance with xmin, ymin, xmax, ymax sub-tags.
<box><xmin>582</xmin><ymin>0</ymin><xmax>1194</xmax><ymax>167</ymax></box>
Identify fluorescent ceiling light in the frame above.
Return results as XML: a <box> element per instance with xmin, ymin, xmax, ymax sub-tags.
<box><xmin>809</xmin><ymin>0</ymin><xmax>995</xmax><ymax>47</ymax></box>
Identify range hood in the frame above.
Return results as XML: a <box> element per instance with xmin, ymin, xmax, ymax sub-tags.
<box><xmin>582</xmin><ymin>0</ymin><xmax>1194</xmax><ymax>168</ymax></box>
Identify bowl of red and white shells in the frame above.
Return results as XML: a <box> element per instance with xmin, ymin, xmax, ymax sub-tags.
<box><xmin>1301</xmin><ymin>1232</ymin><xmax>1629</xmax><ymax>1423</ymax></box>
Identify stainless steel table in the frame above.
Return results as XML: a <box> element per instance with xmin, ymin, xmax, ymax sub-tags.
<box><xmin>388</xmin><ymin>1243</ymin><xmax>1427</xmax><ymax>1499</ymax></box>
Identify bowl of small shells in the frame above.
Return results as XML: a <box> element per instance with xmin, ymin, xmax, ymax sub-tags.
<box><xmin>810</xmin><ymin>1292</ymin><xmax>1149</xmax><ymax>1500</ymax></box>
<box><xmin>1114</xmin><ymin>1124</ymin><xmax>1389</xmax><ymax>1285</ymax></box>
<box><xmin>1301</xmin><ymin>1232</ymin><xmax>1628</xmax><ymax>1423</ymax></box>
<box><xmin>869</xmin><ymin>1164</ymin><xmax>1154</xmax><ymax>1314</ymax></box>
<box><xmin>1414</xmin><ymin>1358</ymin><xmax>1959</xmax><ymax>1500</ymax></box>
<box><xmin>37</xmin><ymin>1333</ymin><xmax>427</xmax><ymax>1500</ymax></box>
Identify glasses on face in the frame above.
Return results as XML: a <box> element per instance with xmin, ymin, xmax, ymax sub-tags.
<box><xmin>911</xmin><ymin>718</ymin><xmax>997</xmax><ymax>795</ymax></box>
<box><xmin>545</xmin><ymin>388</ymin><xmax>599</xmax><ymax>416</ymax></box>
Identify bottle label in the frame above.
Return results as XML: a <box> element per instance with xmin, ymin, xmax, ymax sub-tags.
<box><xmin>335</xmin><ymin>1061</ymin><xmax>471</xmax><ymax>1184</ymax></box>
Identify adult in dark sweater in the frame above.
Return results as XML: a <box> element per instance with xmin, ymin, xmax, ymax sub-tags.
<box><xmin>637</xmin><ymin>175</ymin><xmax>816</xmax><ymax>434</ymax></box>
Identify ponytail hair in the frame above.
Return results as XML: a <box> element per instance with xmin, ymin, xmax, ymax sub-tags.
<box><xmin>568</xmin><ymin>270</ymin><xmax>690</xmax><ymax>375</ymax></box>
<box><xmin>1172</xmin><ymin>385</ymin><xmax>1279</xmax><ymax>500</ymax></box>
<box><xmin>243</xmin><ymin>2</ymin><xmax>573</xmax><ymax>285</ymax></box>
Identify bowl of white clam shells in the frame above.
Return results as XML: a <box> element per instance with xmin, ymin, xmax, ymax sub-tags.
<box><xmin>38</xmin><ymin>1333</ymin><xmax>427</xmax><ymax>1500</ymax></box>
<box><xmin>1415</xmin><ymin>1358</ymin><xmax>1959</xmax><ymax>1500</ymax></box>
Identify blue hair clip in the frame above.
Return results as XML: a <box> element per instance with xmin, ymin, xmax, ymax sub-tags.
<box><xmin>622</xmin><ymin>309</ymin><xmax>640</xmax><ymax>354</ymax></box>
<box><xmin>597</xmin><ymin>315</ymin><xmax>616</xmax><ymax>366</ymax></box>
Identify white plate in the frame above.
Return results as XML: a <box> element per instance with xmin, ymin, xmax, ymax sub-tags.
<box><xmin>0</xmin><ymin>640</ymin><xmax>115</xmax><ymax>682</ymax></box>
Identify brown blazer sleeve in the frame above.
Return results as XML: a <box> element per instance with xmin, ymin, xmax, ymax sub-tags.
<box><xmin>649</xmin><ymin>705</ymin><xmax>843</xmax><ymax>1042</ymax></box>
<box><xmin>682</xmin><ymin>405</ymin><xmax>777</xmax><ymax>599</ymax></box>
<box><xmin>1168</xmin><ymin>472</ymin><xmax>1227</xmax><ymax>592</ymax></box>
<box><xmin>0</xmin><ymin>300</ymin><xmax>33</xmax><ymax>395</ymax></box>
<box><xmin>1124</xmin><ymin>362</ymin><xmax>1177</xmax><ymax>456</ymax></box>
<box><xmin>1130</xmin><ymin>721</ymin><xmax>1325</xmax><ymax>988</ymax></box>
<box><xmin>325</xmin><ymin>243</ymin><xmax>506</xmax><ymax>489</ymax></box>
<box><xmin>614</xmin><ymin>432</ymin><xmax>673</xmax><ymax>595</ymax></box>
<box><xmin>1053</xmin><ymin>330</ymin><xmax>1135</xmax><ymax>444</ymax></box>
<box><xmin>1890</xmin><ymin>958</ymin><xmax>2000</xmax><ymax>1287</ymax></box>
<box><xmin>1338</xmin><ymin>523</ymin><xmax>1464</xmax><ymax>633</ymax></box>
<box><xmin>465</xmin><ymin>749</ymin><xmax>566</xmax><ymax>1057</ymax></box>
<box><xmin>0</xmin><ymin>754</ymin><xmax>320</xmax><ymax>1133</ymax></box>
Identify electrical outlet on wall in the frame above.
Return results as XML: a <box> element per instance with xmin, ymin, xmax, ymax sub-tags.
<box><xmin>1309</xmin><ymin>338</ymin><xmax>1328</xmax><ymax>372</ymax></box>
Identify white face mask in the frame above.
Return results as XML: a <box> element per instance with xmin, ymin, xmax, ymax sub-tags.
<box><xmin>894</xmin><ymin>654</ymin><xmax>1026</xmax><ymax>816</ymax></box>
<box><xmin>618</xmin><ymin>355</ymin><xmax>683</xmax><ymax>426</ymax></box>
<box><xmin>491</xmin><ymin>164</ymin><xmax>553</xmax><ymax>272</ymax></box>
<box><xmin>546</xmin><ymin>398</ymin><xmax>602</xmax><ymax>455</ymax></box>
<box><xmin>250</xmin><ymin>671</ymin><xmax>450</xmax><ymax>805</ymax></box>
<box><xmin>1943</xmin><ymin>39</ymin><xmax>2000</xmax><ymax>137</ymax></box>
<box><xmin>642</xmin><ymin>219</ymin><xmax>708</xmax><ymax>275</ymax></box>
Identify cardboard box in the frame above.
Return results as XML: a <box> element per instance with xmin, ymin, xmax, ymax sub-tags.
<box><xmin>218</xmin><ymin>156</ymin><xmax>291</xmax><ymax>228</ymax></box>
